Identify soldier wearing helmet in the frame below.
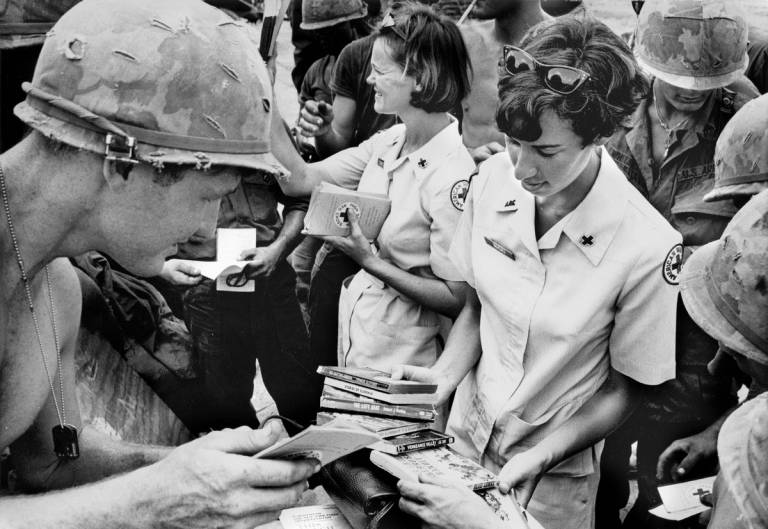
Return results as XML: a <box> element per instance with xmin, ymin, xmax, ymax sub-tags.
<box><xmin>0</xmin><ymin>0</ymin><xmax>319</xmax><ymax>526</ymax></box>
<box><xmin>598</xmin><ymin>1</ymin><xmax>759</xmax><ymax>527</ymax></box>
<box><xmin>705</xmin><ymin>93</ymin><xmax>768</xmax><ymax>206</ymax></box>
<box><xmin>676</xmin><ymin>189</ymin><xmax>768</xmax><ymax>529</ymax></box>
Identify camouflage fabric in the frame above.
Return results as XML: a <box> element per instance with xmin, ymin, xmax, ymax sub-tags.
<box><xmin>635</xmin><ymin>0</ymin><xmax>748</xmax><ymax>90</ymax></box>
<box><xmin>681</xmin><ymin>189</ymin><xmax>768</xmax><ymax>365</ymax></box>
<box><xmin>13</xmin><ymin>0</ymin><xmax>281</xmax><ymax>173</ymax></box>
<box><xmin>707</xmin><ymin>94</ymin><xmax>768</xmax><ymax>202</ymax></box>
<box><xmin>300</xmin><ymin>0</ymin><xmax>367</xmax><ymax>30</ymax></box>
<box><xmin>716</xmin><ymin>392</ymin><xmax>768</xmax><ymax>529</ymax></box>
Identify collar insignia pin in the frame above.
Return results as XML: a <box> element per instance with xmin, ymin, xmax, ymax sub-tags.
<box><xmin>377</xmin><ymin>158</ymin><xmax>384</xmax><ymax>168</ymax></box>
<box><xmin>580</xmin><ymin>235</ymin><xmax>594</xmax><ymax>246</ymax></box>
<box><xmin>417</xmin><ymin>158</ymin><xmax>428</xmax><ymax>169</ymax></box>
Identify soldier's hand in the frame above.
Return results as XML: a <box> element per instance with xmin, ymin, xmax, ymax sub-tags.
<box><xmin>134</xmin><ymin>426</ymin><xmax>319</xmax><ymax>529</ymax></box>
<box><xmin>159</xmin><ymin>259</ymin><xmax>203</xmax><ymax>286</ymax></box>
<box><xmin>239</xmin><ymin>245</ymin><xmax>282</xmax><ymax>278</ymax></box>
<box><xmin>297</xmin><ymin>100</ymin><xmax>333</xmax><ymax>137</ymax></box>
<box><xmin>656</xmin><ymin>429</ymin><xmax>718</xmax><ymax>482</ymax></box>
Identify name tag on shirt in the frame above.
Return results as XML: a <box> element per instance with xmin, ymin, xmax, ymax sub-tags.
<box><xmin>484</xmin><ymin>236</ymin><xmax>516</xmax><ymax>261</ymax></box>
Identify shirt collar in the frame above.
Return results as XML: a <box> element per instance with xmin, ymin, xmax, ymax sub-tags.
<box><xmin>387</xmin><ymin>118</ymin><xmax>462</xmax><ymax>177</ymax></box>
<box><xmin>559</xmin><ymin>147</ymin><xmax>628</xmax><ymax>266</ymax></box>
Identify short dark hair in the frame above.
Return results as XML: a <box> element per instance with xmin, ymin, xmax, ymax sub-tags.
<box><xmin>496</xmin><ymin>16</ymin><xmax>649</xmax><ymax>146</ymax></box>
<box><xmin>377</xmin><ymin>2</ymin><xmax>471</xmax><ymax>113</ymax></box>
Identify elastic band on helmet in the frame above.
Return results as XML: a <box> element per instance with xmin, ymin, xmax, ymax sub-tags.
<box><xmin>23</xmin><ymin>83</ymin><xmax>271</xmax><ymax>158</ymax></box>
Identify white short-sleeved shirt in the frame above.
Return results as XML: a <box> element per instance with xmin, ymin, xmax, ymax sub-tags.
<box><xmin>316</xmin><ymin>120</ymin><xmax>476</xmax><ymax>369</ymax></box>
<box><xmin>315</xmin><ymin>120</ymin><xmax>473</xmax><ymax>281</ymax></box>
<box><xmin>447</xmin><ymin>149</ymin><xmax>681</xmax><ymax>476</ymax></box>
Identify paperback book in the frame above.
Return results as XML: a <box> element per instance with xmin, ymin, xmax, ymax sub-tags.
<box><xmin>316</xmin><ymin>411</ymin><xmax>433</xmax><ymax>438</ymax></box>
<box><xmin>317</xmin><ymin>365</ymin><xmax>438</xmax><ymax>394</ymax></box>
<box><xmin>369</xmin><ymin>446</ymin><xmax>498</xmax><ymax>491</ymax></box>
<box><xmin>368</xmin><ymin>429</ymin><xmax>454</xmax><ymax>455</ymax></box>
<box><xmin>320</xmin><ymin>386</ymin><xmax>437</xmax><ymax>421</ymax></box>
<box><xmin>304</xmin><ymin>182</ymin><xmax>391</xmax><ymax>239</ymax></box>
<box><xmin>324</xmin><ymin>378</ymin><xmax>438</xmax><ymax>406</ymax></box>
<box><xmin>255</xmin><ymin>416</ymin><xmax>380</xmax><ymax>467</ymax></box>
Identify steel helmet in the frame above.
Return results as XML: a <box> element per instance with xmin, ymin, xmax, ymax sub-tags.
<box><xmin>634</xmin><ymin>0</ymin><xmax>749</xmax><ymax>90</ymax></box>
<box><xmin>706</xmin><ymin>94</ymin><xmax>768</xmax><ymax>202</ymax></box>
<box><xmin>300</xmin><ymin>0</ymin><xmax>367</xmax><ymax>30</ymax></box>
<box><xmin>14</xmin><ymin>0</ymin><xmax>280</xmax><ymax>173</ymax></box>
<box><xmin>716</xmin><ymin>392</ymin><xmax>768</xmax><ymax>529</ymax></box>
<box><xmin>681</xmin><ymin>189</ymin><xmax>768</xmax><ymax>365</ymax></box>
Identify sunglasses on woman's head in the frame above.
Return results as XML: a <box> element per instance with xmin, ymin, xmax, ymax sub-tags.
<box><xmin>502</xmin><ymin>45</ymin><xmax>591</xmax><ymax>95</ymax></box>
<box><xmin>380</xmin><ymin>12</ymin><xmax>407</xmax><ymax>41</ymax></box>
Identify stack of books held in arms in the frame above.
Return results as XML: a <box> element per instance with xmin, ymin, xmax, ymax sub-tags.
<box><xmin>316</xmin><ymin>366</ymin><xmax>453</xmax><ymax>455</ymax></box>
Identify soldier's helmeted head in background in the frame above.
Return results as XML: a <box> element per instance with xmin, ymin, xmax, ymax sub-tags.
<box><xmin>706</xmin><ymin>94</ymin><xmax>768</xmax><ymax>207</ymax></box>
<box><xmin>634</xmin><ymin>0</ymin><xmax>749</xmax><ymax>91</ymax></box>
<box><xmin>681</xmin><ymin>189</ymin><xmax>768</xmax><ymax>388</ymax></box>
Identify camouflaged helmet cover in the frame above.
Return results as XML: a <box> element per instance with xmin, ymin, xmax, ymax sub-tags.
<box><xmin>707</xmin><ymin>94</ymin><xmax>768</xmax><ymax>202</ymax></box>
<box><xmin>681</xmin><ymin>189</ymin><xmax>768</xmax><ymax>364</ymax></box>
<box><xmin>300</xmin><ymin>0</ymin><xmax>367</xmax><ymax>30</ymax></box>
<box><xmin>717</xmin><ymin>393</ymin><xmax>768</xmax><ymax>529</ymax></box>
<box><xmin>14</xmin><ymin>0</ymin><xmax>281</xmax><ymax>173</ymax></box>
<box><xmin>635</xmin><ymin>0</ymin><xmax>748</xmax><ymax>90</ymax></box>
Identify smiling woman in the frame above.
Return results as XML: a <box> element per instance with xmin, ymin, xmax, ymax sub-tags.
<box><xmin>269</xmin><ymin>2</ymin><xmax>476</xmax><ymax>372</ymax></box>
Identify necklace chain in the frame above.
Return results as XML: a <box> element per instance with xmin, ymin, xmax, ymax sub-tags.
<box><xmin>653</xmin><ymin>84</ymin><xmax>689</xmax><ymax>153</ymax></box>
<box><xmin>0</xmin><ymin>165</ymin><xmax>66</xmax><ymax>427</ymax></box>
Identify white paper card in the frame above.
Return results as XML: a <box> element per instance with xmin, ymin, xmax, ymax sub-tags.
<box><xmin>657</xmin><ymin>475</ymin><xmax>716</xmax><ymax>512</ymax></box>
<box><xmin>279</xmin><ymin>504</ymin><xmax>353</xmax><ymax>529</ymax></box>
<box><xmin>649</xmin><ymin>503</ymin><xmax>710</xmax><ymax>521</ymax></box>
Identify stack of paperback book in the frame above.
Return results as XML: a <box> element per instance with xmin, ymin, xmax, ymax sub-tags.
<box><xmin>313</xmin><ymin>366</ymin><xmax>539</xmax><ymax>527</ymax></box>
<box><xmin>316</xmin><ymin>366</ymin><xmax>453</xmax><ymax>455</ymax></box>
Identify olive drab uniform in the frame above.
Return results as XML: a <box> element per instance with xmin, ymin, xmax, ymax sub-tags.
<box><xmin>598</xmin><ymin>1</ymin><xmax>758</xmax><ymax>524</ymax></box>
<box><xmin>600</xmin><ymin>81</ymin><xmax>757</xmax><ymax>529</ymax></box>
<box><xmin>311</xmin><ymin>120</ymin><xmax>475</xmax><ymax>370</ymax></box>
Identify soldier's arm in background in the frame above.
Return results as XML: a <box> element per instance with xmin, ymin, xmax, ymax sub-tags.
<box><xmin>240</xmin><ymin>187</ymin><xmax>309</xmax><ymax>279</ymax></box>
<box><xmin>298</xmin><ymin>95</ymin><xmax>358</xmax><ymax>158</ymax></box>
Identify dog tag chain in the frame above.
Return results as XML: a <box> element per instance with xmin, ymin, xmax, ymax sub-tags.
<box><xmin>0</xmin><ymin>165</ymin><xmax>79</xmax><ymax>460</ymax></box>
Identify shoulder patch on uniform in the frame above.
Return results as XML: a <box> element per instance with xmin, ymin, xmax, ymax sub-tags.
<box><xmin>662</xmin><ymin>244</ymin><xmax>683</xmax><ymax>285</ymax></box>
<box><xmin>450</xmin><ymin>179</ymin><xmax>470</xmax><ymax>211</ymax></box>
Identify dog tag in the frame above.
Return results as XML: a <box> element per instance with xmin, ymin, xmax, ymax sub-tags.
<box><xmin>52</xmin><ymin>424</ymin><xmax>80</xmax><ymax>460</ymax></box>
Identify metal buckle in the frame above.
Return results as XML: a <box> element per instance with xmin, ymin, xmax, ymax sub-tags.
<box><xmin>104</xmin><ymin>133</ymin><xmax>139</xmax><ymax>164</ymax></box>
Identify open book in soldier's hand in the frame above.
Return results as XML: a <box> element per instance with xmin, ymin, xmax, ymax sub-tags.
<box><xmin>304</xmin><ymin>182</ymin><xmax>391</xmax><ymax>239</ymax></box>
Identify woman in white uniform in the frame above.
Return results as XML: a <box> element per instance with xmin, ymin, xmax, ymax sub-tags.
<box><xmin>395</xmin><ymin>17</ymin><xmax>682</xmax><ymax>529</ymax></box>
<box><xmin>270</xmin><ymin>3</ymin><xmax>475</xmax><ymax>370</ymax></box>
